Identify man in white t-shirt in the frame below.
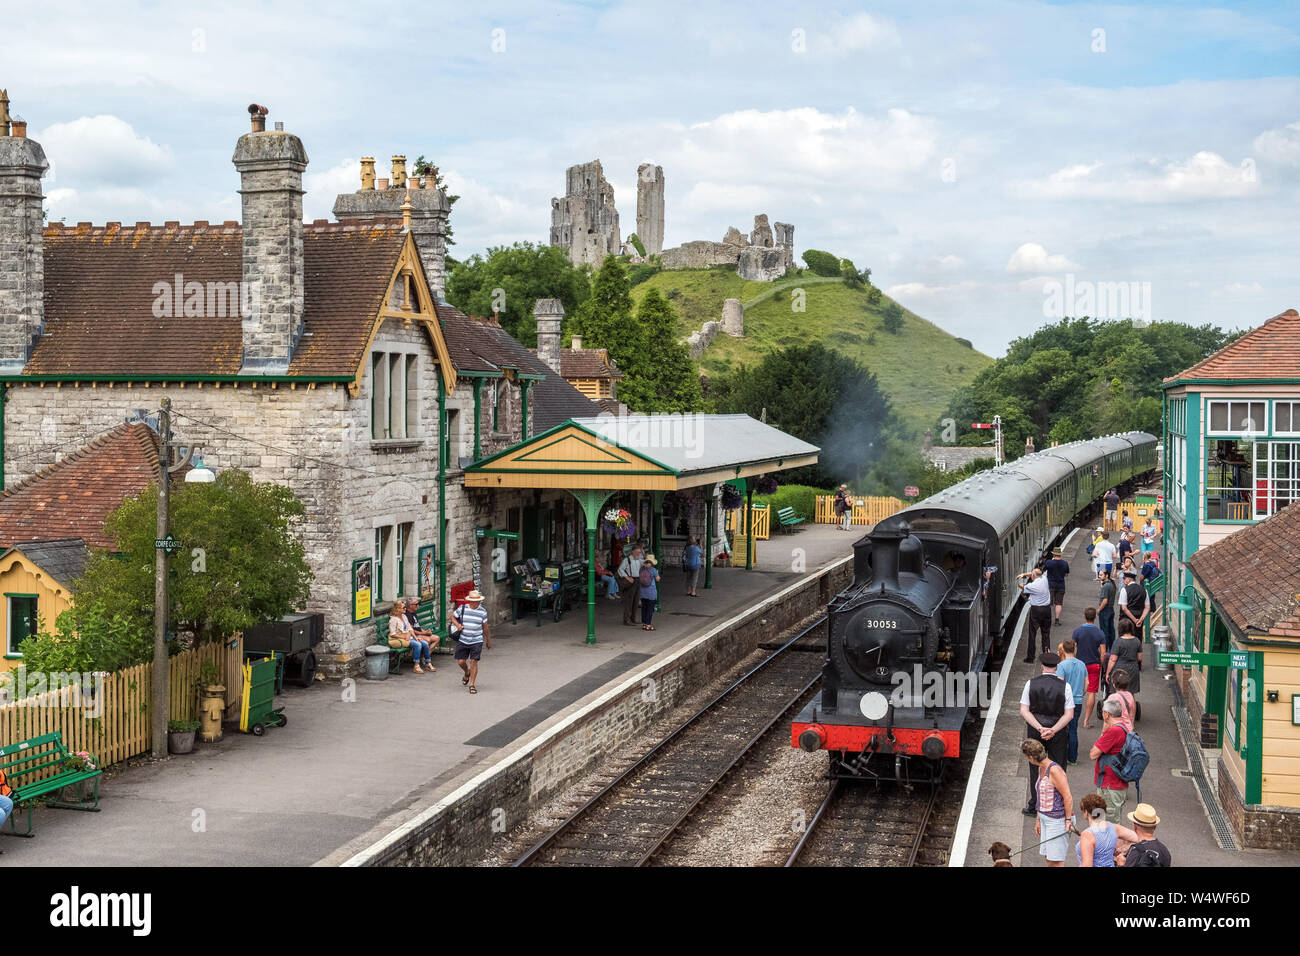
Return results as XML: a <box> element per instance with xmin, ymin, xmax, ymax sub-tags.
<box><xmin>1140</xmin><ymin>518</ymin><xmax>1157</xmax><ymax>558</ymax></box>
<box><xmin>1017</xmin><ymin>568</ymin><xmax>1053</xmax><ymax>663</ymax></box>
<box><xmin>1092</xmin><ymin>531</ymin><xmax>1116</xmax><ymax>581</ymax></box>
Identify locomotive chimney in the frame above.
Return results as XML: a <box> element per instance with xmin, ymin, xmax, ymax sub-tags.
<box><xmin>854</xmin><ymin>523</ymin><xmax>908</xmax><ymax>591</ymax></box>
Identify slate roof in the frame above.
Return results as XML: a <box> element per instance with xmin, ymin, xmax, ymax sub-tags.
<box><xmin>572</xmin><ymin>413</ymin><xmax>820</xmax><ymax>475</ymax></box>
<box><xmin>560</xmin><ymin>348</ymin><xmax>623</xmax><ymax>380</ymax></box>
<box><xmin>1164</xmin><ymin>309</ymin><xmax>1300</xmax><ymax>386</ymax></box>
<box><xmin>4</xmin><ymin>538</ymin><xmax>89</xmax><ymax>588</ymax></box>
<box><xmin>437</xmin><ymin>304</ymin><xmax>599</xmax><ymax>431</ymax></box>
<box><xmin>29</xmin><ymin>219</ymin><xmax>407</xmax><ymax>378</ymax></box>
<box><xmin>0</xmin><ymin>422</ymin><xmax>162</xmax><ymax>551</ymax></box>
<box><xmin>1186</xmin><ymin>502</ymin><xmax>1300</xmax><ymax>638</ymax></box>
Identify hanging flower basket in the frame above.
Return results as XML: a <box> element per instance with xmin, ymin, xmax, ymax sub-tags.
<box><xmin>601</xmin><ymin>508</ymin><xmax>638</xmax><ymax>541</ymax></box>
<box><xmin>755</xmin><ymin>475</ymin><xmax>779</xmax><ymax>496</ymax></box>
<box><xmin>662</xmin><ymin>492</ymin><xmax>681</xmax><ymax>518</ymax></box>
<box><xmin>720</xmin><ymin>484</ymin><xmax>743</xmax><ymax>511</ymax></box>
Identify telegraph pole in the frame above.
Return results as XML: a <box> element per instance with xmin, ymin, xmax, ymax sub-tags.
<box><xmin>152</xmin><ymin>398</ymin><xmax>171</xmax><ymax>758</ymax></box>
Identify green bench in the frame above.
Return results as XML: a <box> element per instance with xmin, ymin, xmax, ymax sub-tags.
<box><xmin>0</xmin><ymin>731</ymin><xmax>102</xmax><ymax>837</ymax></box>
<box><xmin>373</xmin><ymin>604</ymin><xmax>442</xmax><ymax>674</ymax></box>
<box><xmin>775</xmin><ymin>506</ymin><xmax>807</xmax><ymax>531</ymax></box>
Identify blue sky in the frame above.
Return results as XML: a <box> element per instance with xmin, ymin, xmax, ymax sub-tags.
<box><xmin>6</xmin><ymin>0</ymin><xmax>1299</xmax><ymax>355</ymax></box>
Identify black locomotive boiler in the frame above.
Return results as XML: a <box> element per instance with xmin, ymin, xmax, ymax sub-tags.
<box><xmin>792</xmin><ymin>431</ymin><xmax>1158</xmax><ymax>783</ymax></box>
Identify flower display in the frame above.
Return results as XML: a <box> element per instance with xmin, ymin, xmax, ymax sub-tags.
<box><xmin>755</xmin><ymin>475</ymin><xmax>779</xmax><ymax>496</ymax></box>
<box><xmin>602</xmin><ymin>508</ymin><xmax>637</xmax><ymax>540</ymax></box>
<box><xmin>720</xmin><ymin>484</ymin><xmax>743</xmax><ymax>511</ymax></box>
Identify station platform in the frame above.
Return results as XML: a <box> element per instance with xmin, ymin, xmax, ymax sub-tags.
<box><xmin>958</xmin><ymin>528</ymin><xmax>1300</xmax><ymax>867</ymax></box>
<box><xmin>5</xmin><ymin>523</ymin><xmax>853</xmax><ymax>867</ymax></box>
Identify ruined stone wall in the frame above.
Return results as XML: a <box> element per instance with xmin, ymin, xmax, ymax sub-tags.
<box><xmin>635</xmin><ymin>164</ymin><xmax>664</xmax><ymax>256</ymax></box>
<box><xmin>549</xmin><ymin>160</ymin><xmax>620</xmax><ymax>267</ymax></box>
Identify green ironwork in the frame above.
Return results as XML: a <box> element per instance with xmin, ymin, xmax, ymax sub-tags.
<box><xmin>567</xmin><ymin>488</ymin><xmax>615</xmax><ymax>645</ymax></box>
<box><xmin>520</xmin><ymin>380</ymin><xmax>531</xmax><ymax>439</ymax></box>
<box><xmin>745</xmin><ymin>484</ymin><xmax>754</xmax><ymax>571</ymax></box>
<box><xmin>472</xmin><ymin>378</ymin><xmax>483</xmax><ymax>461</ymax></box>
<box><xmin>437</xmin><ymin>372</ymin><xmax>449</xmax><ymax>644</ymax></box>
<box><xmin>705</xmin><ymin>486</ymin><xmax>714</xmax><ymax>590</ymax></box>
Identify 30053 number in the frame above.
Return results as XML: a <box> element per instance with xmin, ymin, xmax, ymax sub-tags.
<box><xmin>864</xmin><ymin>619</ymin><xmax>898</xmax><ymax>629</ymax></box>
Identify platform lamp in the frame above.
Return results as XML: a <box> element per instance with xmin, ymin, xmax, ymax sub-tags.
<box><xmin>185</xmin><ymin>456</ymin><xmax>216</xmax><ymax>483</ymax></box>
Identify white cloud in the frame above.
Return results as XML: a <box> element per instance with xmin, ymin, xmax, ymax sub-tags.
<box><xmin>935</xmin><ymin>254</ymin><xmax>965</xmax><ymax>270</ymax></box>
<box><xmin>1253</xmin><ymin>121</ymin><xmax>1300</xmax><ymax>166</ymax></box>
<box><xmin>886</xmin><ymin>280</ymin><xmax>984</xmax><ymax>299</ymax></box>
<box><xmin>303</xmin><ymin>158</ymin><xmax>361</xmax><ymax>222</ymax></box>
<box><xmin>1006</xmin><ymin>242</ymin><xmax>1080</xmax><ymax>273</ymax></box>
<box><xmin>1008</xmin><ymin>152</ymin><xmax>1259</xmax><ymax>202</ymax></box>
<box><xmin>814</xmin><ymin>13</ymin><xmax>902</xmax><ymax>57</ymax></box>
<box><xmin>1212</xmin><ymin>281</ymin><xmax>1264</xmax><ymax>296</ymax></box>
<box><xmin>34</xmin><ymin>115</ymin><xmax>171</xmax><ymax>187</ymax></box>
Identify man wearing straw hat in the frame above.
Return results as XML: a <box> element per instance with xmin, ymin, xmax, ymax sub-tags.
<box><xmin>1118</xmin><ymin>804</ymin><xmax>1171</xmax><ymax>867</ymax></box>
<box><xmin>453</xmin><ymin>589</ymin><xmax>491</xmax><ymax>694</ymax></box>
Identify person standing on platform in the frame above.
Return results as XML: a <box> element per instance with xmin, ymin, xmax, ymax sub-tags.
<box><xmin>1117</xmin><ymin>530</ymin><xmax>1134</xmax><ymax>568</ymax></box>
<box><xmin>1140</xmin><ymin>517</ymin><xmax>1157</xmax><ymax>559</ymax></box>
<box><xmin>1021</xmin><ymin>738</ymin><xmax>1074</xmax><ymax>867</ymax></box>
<box><xmin>1073</xmin><ymin>607</ymin><xmax>1108</xmax><ymax>729</ymax></box>
<box><xmin>1118</xmin><ymin>804</ymin><xmax>1172</xmax><ymax>867</ymax></box>
<box><xmin>1089</xmin><ymin>527</ymin><xmax>1105</xmax><ymax>580</ymax></box>
<box><xmin>1043</xmin><ymin>547</ymin><xmax>1070</xmax><ymax>627</ymax></box>
<box><xmin>1097</xmin><ymin>570</ymin><xmax>1117</xmax><ymax>648</ymax></box>
<box><xmin>1104</xmin><ymin>488</ymin><xmax>1120</xmax><ymax>530</ymax></box>
<box><xmin>682</xmin><ymin>538</ymin><xmax>704</xmax><ymax>597</ymax></box>
<box><xmin>1118</xmin><ymin>570</ymin><xmax>1150</xmax><ymax>642</ymax></box>
<box><xmin>1107</xmin><ymin>669</ymin><xmax>1138</xmax><ymax>732</ymax></box>
<box><xmin>1121</xmin><ymin>510</ymin><xmax>1133</xmax><ymax>534</ymax></box>
<box><xmin>1090</xmin><ymin>698</ymin><xmax>1130</xmax><ymax>822</ymax></box>
<box><xmin>1057</xmin><ymin>638</ymin><xmax>1087</xmax><ymax>764</ymax></box>
<box><xmin>1093</xmin><ymin>531</ymin><xmax>1116</xmax><ymax>582</ymax></box>
<box><xmin>453</xmin><ymin>590</ymin><xmax>491</xmax><ymax>694</ymax></box>
<box><xmin>618</xmin><ymin>545</ymin><xmax>644</xmax><ymax>627</ymax></box>
<box><xmin>1108</xmin><ymin>618</ymin><xmax>1143</xmax><ymax>700</ymax></box>
<box><xmin>1017</xmin><ymin>568</ymin><xmax>1053</xmax><ymax>663</ymax></box>
<box><xmin>1019</xmin><ymin>652</ymin><xmax>1073</xmax><ymax>816</ymax></box>
<box><xmin>1075</xmin><ymin>793</ymin><xmax>1120</xmax><ymax>867</ymax></box>
<box><xmin>835</xmin><ymin>485</ymin><xmax>853</xmax><ymax>531</ymax></box>
<box><xmin>639</xmin><ymin>555</ymin><xmax>661</xmax><ymax>630</ymax></box>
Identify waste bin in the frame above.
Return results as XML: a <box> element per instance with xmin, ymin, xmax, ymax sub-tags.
<box><xmin>364</xmin><ymin>644</ymin><xmax>390</xmax><ymax>681</ymax></box>
<box><xmin>1152</xmin><ymin>624</ymin><xmax>1172</xmax><ymax>671</ymax></box>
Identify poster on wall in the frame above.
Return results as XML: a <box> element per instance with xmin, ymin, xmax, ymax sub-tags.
<box><xmin>352</xmin><ymin>557</ymin><xmax>374</xmax><ymax>623</ymax></box>
<box><xmin>418</xmin><ymin>545</ymin><xmax>437</xmax><ymax>599</ymax></box>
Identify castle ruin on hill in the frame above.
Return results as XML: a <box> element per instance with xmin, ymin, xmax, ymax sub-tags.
<box><xmin>548</xmin><ymin>159</ymin><xmax>792</xmax><ymax>281</ymax></box>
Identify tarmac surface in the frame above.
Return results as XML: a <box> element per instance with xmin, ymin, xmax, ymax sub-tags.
<box><xmin>5</xmin><ymin>523</ymin><xmax>854</xmax><ymax>867</ymax></box>
<box><xmin>960</xmin><ymin>527</ymin><xmax>1300</xmax><ymax>868</ymax></box>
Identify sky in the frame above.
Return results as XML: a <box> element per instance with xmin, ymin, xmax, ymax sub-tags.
<box><xmin>5</xmin><ymin>0</ymin><xmax>1299</xmax><ymax>357</ymax></box>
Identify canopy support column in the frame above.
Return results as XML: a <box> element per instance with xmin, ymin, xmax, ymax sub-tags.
<box><xmin>745</xmin><ymin>484</ymin><xmax>754</xmax><ymax>571</ymax></box>
<box><xmin>569</xmin><ymin>488</ymin><xmax>615</xmax><ymax>645</ymax></box>
<box><xmin>704</xmin><ymin>485</ymin><xmax>714</xmax><ymax>589</ymax></box>
<box><xmin>651</xmin><ymin>490</ymin><xmax>664</xmax><ymax>613</ymax></box>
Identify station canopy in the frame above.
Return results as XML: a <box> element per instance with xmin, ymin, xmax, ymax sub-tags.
<box><xmin>463</xmin><ymin>414</ymin><xmax>820</xmax><ymax>491</ymax></box>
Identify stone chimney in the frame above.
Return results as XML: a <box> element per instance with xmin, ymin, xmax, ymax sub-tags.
<box><xmin>0</xmin><ymin>91</ymin><xmax>49</xmax><ymax>372</ymax></box>
<box><xmin>334</xmin><ymin>155</ymin><xmax>450</xmax><ymax>295</ymax></box>
<box><xmin>571</xmin><ymin>334</ymin><xmax>583</xmax><ymax>350</ymax></box>
<box><xmin>533</xmin><ymin>299</ymin><xmax>564</xmax><ymax>374</ymax></box>
<box><xmin>232</xmin><ymin>104</ymin><xmax>308</xmax><ymax>373</ymax></box>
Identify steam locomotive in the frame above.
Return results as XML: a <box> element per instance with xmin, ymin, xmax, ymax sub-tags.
<box><xmin>791</xmin><ymin>432</ymin><xmax>1158</xmax><ymax>783</ymax></box>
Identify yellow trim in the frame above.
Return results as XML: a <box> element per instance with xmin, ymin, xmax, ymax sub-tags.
<box><xmin>239</xmin><ymin>660</ymin><xmax>252</xmax><ymax>732</ymax></box>
<box><xmin>349</xmin><ymin>233</ymin><xmax>457</xmax><ymax>397</ymax></box>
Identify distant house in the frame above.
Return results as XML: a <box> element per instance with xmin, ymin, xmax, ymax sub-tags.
<box><xmin>920</xmin><ymin>430</ymin><xmax>991</xmax><ymax>472</ymax></box>
<box><xmin>0</xmin><ymin>539</ymin><xmax>87</xmax><ymax>672</ymax></box>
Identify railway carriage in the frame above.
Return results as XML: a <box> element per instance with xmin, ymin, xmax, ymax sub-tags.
<box><xmin>792</xmin><ymin>432</ymin><xmax>1158</xmax><ymax>783</ymax></box>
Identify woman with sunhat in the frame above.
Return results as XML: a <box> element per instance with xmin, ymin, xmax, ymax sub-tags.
<box><xmin>639</xmin><ymin>554</ymin><xmax>661</xmax><ymax>630</ymax></box>
<box><xmin>453</xmin><ymin>589</ymin><xmax>491</xmax><ymax>694</ymax></box>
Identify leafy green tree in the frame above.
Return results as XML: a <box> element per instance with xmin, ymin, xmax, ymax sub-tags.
<box><xmin>626</xmin><ymin>233</ymin><xmax>646</xmax><ymax>257</ymax></box>
<box><xmin>568</xmin><ymin>255</ymin><xmax>644</xmax><ymax>374</ymax></box>
<box><xmin>412</xmin><ymin>156</ymin><xmax>460</xmax><ymax>245</ymax></box>
<box><xmin>63</xmin><ymin>470</ymin><xmax>314</xmax><ymax>655</ymax></box>
<box><xmin>840</xmin><ymin>258</ymin><xmax>869</xmax><ymax>288</ymax></box>
<box><xmin>617</xmin><ymin>289</ymin><xmax>703</xmax><ymax>412</ymax></box>
<box><xmin>882</xmin><ymin>302</ymin><xmax>905</xmax><ymax>334</ymax></box>
<box><xmin>802</xmin><ymin>249</ymin><xmax>841</xmax><ymax>277</ymax></box>
<box><xmin>711</xmin><ymin>343</ymin><xmax>902</xmax><ymax>488</ymax></box>
<box><xmin>867</xmin><ymin>286</ymin><xmax>883</xmax><ymax>305</ymax></box>
<box><xmin>445</xmin><ymin>242</ymin><xmax>590</xmax><ymax>346</ymax></box>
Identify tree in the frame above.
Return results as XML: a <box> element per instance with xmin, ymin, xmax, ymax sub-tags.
<box><xmin>626</xmin><ymin>232</ymin><xmax>646</xmax><ymax>257</ymax></box>
<box><xmin>882</xmin><ymin>302</ymin><xmax>905</xmax><ymax>334</ymax></box>
<box><xmin>445</xmin><ymin>242</ymin><xmax>590</xmax><ymax>346</ymax></box>
<box><xmin>64</xmin><ymin>469</ymin><xmax>314</xmax><ymax>656</ymax></box>
<box><xmin>840</xmin><ymin>258</ymin><xmax>870</xmax><ymax>288</ymax></box>
<box><xmin>711</xmin><ymin>343</ymin><xmax>903</xmax><ymax>488</ymax></box>
<box><xmin>802</xmin><ymin>249</ymin><xmax>841</xmax><ymax>277</ymax></box>
<box><xmin>867</xmin><ymin>286</ymin><xmax>883</xmax><ymax>305</ymax></box>
<box><xmin>617</xmin><ymin>289</ymin><xmax>703</xmax><ymax>412</ymax></box>
<box><xmin>568</xmin><ymin>255</ymin><xmax>643</xmax><ymax>375</ymax></box>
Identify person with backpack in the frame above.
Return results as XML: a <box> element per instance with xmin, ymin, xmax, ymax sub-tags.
<box><xmin>682</xmin><ymin>538</ymin><xmax>704</xmax><ymax>597</ymax></box>
<box><xmin>639</xmin><ymin>555</ymin><xmax>661</xmax><ymax>630</ymax></box>
<box><xmin>617</xmin><ymin>545</ymin><xmax>644</xmax><ymax>627</ymax></box>
<box><xmin>1108</xmin><ymin>617</ymin><xmax>1144</xmax><ymax>697</ymax></box>
<box><xmin>1118</xmin><ymin>804</ymin><xmax>1172</xmax><ymax>867</ymax></box>
<box><xmin>834</xmin><ymin>485</ymin><xmax>853</xmax><ymax>531</ymax></box>
<box><xmin>1091</xmin><ymin>698</ymin><xmax>1149</xmax><ymax>822</ymax></box>
<box><xmin>452</xmin><ymin>590</ymin><xmax>491</xmax><ymax>694</ymax></box>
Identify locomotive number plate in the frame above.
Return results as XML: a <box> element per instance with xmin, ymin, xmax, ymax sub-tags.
<box><xmin>863</xmin><ymin>619</ymin><xmax>899</xmax><ymax>629</ymax></box>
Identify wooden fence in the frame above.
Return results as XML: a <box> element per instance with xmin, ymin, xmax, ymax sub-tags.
<box><xmin>724</xmin><ymin>504</ymin><xmax>771</xmax><ymax>541</ymax></box>
<box><xmin>814</xmin><ymin>495</ymin><xmax>907</xmax><ymax>526</ymax></box>
<box><xmin>0</xmin><ymin>637</ymin><xmax>244</xmax><ymax>773</ymax></box>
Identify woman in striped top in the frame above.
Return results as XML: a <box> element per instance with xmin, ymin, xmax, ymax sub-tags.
<box><xmin>1022</xmin><ymin>738</ymin><xmax>1075</xmax><ymax>866</ymax></box>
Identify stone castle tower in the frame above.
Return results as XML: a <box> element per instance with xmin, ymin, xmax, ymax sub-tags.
<box><xmin>232</xmin><ymin>105</ymin><xmax>308</xmax><ymax>374</ymax></box>
<box><xmin>636</xmin><ymin>163</ymin><xmax>664</xmax><ymax>256</ymax></box>
<box><xmin>0</xmin><ymin>90</ymin><xmax>49</xmax><ymax>373</ymax></box>
<box><xmin>550</xmin><ymin>160</ymin><xmax>620</xmax><ymax>267</ymax></box>
<box><xmin>334</xmin><ymin>155</ymin><xmax>452</xmax><ymax>295</ymax></box>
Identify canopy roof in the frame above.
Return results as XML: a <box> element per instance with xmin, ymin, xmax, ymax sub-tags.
<box><xmin>464</xmin><ymin>414</ymin><xmax>819</xmax><ymax>491</ymax></box>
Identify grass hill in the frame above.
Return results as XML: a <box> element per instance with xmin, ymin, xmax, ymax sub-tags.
<box><xmin>631</xmin><ymin>267</ymin><xmax>992</xmax><ymax>436</ymax></box>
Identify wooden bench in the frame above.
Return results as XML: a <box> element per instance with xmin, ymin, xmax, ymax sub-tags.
<box><xmin>0</xmin><ymin>731</ymin><xmax>102</xmax><ymax>837</ymax></box>
<box><xmin>775</xmin><ymin>506</ymin><xmax>807</xmax><ymax>531</ymax></box>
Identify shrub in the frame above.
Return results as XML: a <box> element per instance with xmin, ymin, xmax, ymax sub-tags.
<box><xmin>882</xmin><ymin>302</ymin><xmax>905</xmax><ymax>334</ymax></box>
<box><xmin>867</xmin><ymin>286</ymin><xmax>882</xmax><ymax>305</ymax></box>
<box><xmin>626</xmin><ymin>232</ymin><xmax>647</xmax><ymax>257</ymax></box>
<box><xmin>801</xmin><ymin>249</ymin><xmax>841</xmax><ymax>278</ymax></box>
<box><xmin>626</xmin><ymin>263</ymin><xmax>661</xmax><ymax>286</ymax></box>
<box><xmin>955</xmin><ymin>337</ymin><xmax>973</xmax><ymax>349</ymax></box>
<box><xmin>752</xmin><ymin>484</ymin><xmax>831</xmax><ymax>520</ymax></box>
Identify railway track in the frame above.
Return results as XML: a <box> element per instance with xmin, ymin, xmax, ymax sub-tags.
<box><xmin>513</xmin><ymin>616</ymin><xmax>827</xmax><ymax>867</ymax></box>
<box><xmin>784</xmin><ymin>734</ymin><xmax>975</xmax><ymax>867</ymax></box>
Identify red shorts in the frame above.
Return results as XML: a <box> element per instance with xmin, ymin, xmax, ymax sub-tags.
<box><xmin>1086</xmin><ymin>663</ymin><xmax>1101</xmax><ymax>694</ymax></box>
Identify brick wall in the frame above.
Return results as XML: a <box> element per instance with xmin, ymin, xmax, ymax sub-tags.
<box><xmin>1217</xmin><ymin>757</ymin><xmax>1300</xmax><ymax>850</ymax></box>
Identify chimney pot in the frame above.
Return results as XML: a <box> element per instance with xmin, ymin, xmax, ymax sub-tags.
<box><xmin>571</xmin><ymin>335</ymin><xmax>583</xmax><ymax>349</ymax></box>
<box><xmin>376</xmin><ymin>177</ymin><xmax>389</xmax><ymax>191</ymax></box>
<box><xmin>10</xmin><ymin>120</ymin><xmax>26</xmax><ymax>138</ymax></box>
<box><xmin>247</xmin><ymin>103</ymin><xmax>268</xmax><ymax>133</ymax></box>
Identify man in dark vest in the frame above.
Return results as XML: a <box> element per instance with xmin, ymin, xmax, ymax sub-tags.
<box><xmin>1018</xmin><ymin>651</ymin><xmax>1074</xmax><ymax>815</ymax></box>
